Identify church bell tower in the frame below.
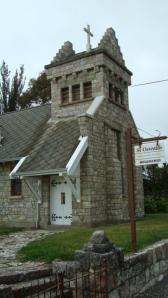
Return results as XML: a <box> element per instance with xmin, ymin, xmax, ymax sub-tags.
<box><xmin>45</xmin><ymin>27</ymin><xmax>132</xmax><ymax>121</ymax></box>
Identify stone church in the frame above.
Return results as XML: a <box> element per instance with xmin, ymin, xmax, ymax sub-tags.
<box><xmin>0</xmin><ymin>27</ymin><xmax>144</xmax><ymax>228</ymax></box>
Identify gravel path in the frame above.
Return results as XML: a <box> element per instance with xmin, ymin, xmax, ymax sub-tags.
<box><xmin>0</xmin><ymin>230</ymin><xmax>55</xmax><ymax>272</ymax></box>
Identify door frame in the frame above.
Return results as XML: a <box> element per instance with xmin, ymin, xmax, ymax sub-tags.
<box><xmin>50</xmin><ymin>175</ymin><xmax>72</xmax><ymax>225</ymax></box>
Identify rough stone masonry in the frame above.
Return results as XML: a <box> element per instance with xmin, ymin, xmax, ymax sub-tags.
<box><xmin>53</xmin><ymin>231</ymin><xmax>168</xmax><ymax>297</ymax></box>
<box><xmin>0</xmin><ymin>27</ymin><xmax>144</xmax><ymax>228</ymax></box>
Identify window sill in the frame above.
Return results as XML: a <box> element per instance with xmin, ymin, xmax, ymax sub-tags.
<box><xmin>60</xmin><ymin>97</ymin><xmax>93</xmax><ymax>107</ymax></box>
<box><xmin>108</xmin><ymin>98</ymin><xmax>127</xmax><ymax>110</ymax></box>
<box><xmin>10</xmin><ymin>195</ymin><xmax>22</xmax><ymax>199</ymax></box>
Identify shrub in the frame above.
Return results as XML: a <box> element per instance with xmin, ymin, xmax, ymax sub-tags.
<box><xmin>145</xmin><ymin>197</ymin><xmax>168</xmax><ymax>213</ymax></box>
<box><xmin>144</xmin><ymin>197</ymin><xmax>158</xmax><ymax>213</ymax></box>
<box><xmin>156</xmin><ymin>198</ymin><xmax>168</xmax><ymax>213</ymax></box>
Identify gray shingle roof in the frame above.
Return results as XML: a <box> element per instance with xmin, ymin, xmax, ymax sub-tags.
<box><xmin>18</xmin><ymin>118</ymin><xmax>80</xmax><ymax>174</ymax></box>
<box><xmin>0</xmin><ymin>105</ymin><xmax>51</xmax><ymax>162</ymax></box>
<box><xmin>0</xmin><ymin>105</ymin><xmax>80</xmax><ymax>174</ymax></box>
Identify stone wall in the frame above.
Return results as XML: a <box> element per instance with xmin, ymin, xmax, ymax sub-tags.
<box><xmin>0</xmin><ymin>163</ymin><xmax>50</xmax><ymax>228</ymax></box>
<box><xmin>74</xmin><ymin>231</ymin><xmax>168</xmax><ymax>297</ymax></box>
<box><xmin>111</xmin><ymin>240</ymin><xmax>168</xmax><ymax>297</ymax></box>
<box><xmin>74</xmin><ymin>96</ymin><xmax>144</xmax><ymax>225</ymax></box>
<box><xmin>79</xmin><ymin>114</ymin><xmax>107</xmax><ymax>225</ymax></box>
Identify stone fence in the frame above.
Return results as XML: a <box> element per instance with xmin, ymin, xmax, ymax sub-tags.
<box><xmin>1</xmin><ymin>231</ymin><xmax>168</xmax><ymax>297</ymax></box>
<box><xmin>53</xmin><ymin>231</ymin><xmax>168</xmax><ymax>297</ymax></box>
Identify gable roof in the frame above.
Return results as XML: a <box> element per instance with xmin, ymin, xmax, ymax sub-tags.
<box><xmin>18</xmin><ymin>118</ymin><xmax>80</xmax><ymax>175</ymax></box>
<box><xmin>0</xmin><ymin>105</ymin><xmax>81</xmax><ymax>175</ymax></box>
<box><xmin>0</xmin><ymin>105</ymin><xmax>51</xmax><ymax>162</ymax></box>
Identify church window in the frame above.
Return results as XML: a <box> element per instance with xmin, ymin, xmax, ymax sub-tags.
<box><xmin>10</xmin><ymin>162</ymin><xmax>22</xmax><ymax>197</ymax></box>
<box><xmin>109</xmin><ymin>83</ymin><xmax>113</xmax><ymax>99</ymax></box>
<box><xmin>109</xmin><ymin>83</ymin><xmax>124</xmax><ymax>105</ymax></box>
<box><xmin>116</xmin><ymin>130</ymin><xmax>121</xmax><ymax>160</ymax></box>
<box><xmin>61</xmin><ymin>87</ymin><xmax>69</xmax><ymax>104</ymax></box>
<box><xmin>72</xmin><ymin>84</ymin><xmax>80</xmax><ymax>101</ymax></box>
<box><xmin>114</xmin><ymin>87</ymin><xmax>120</xmax><ymax>102</ymax></box>
<box><xmin>120</xmin><ymin>90</ymin><xmax>124</xmax><ymax>105</ymax></box>
<box><xmin>11</xmin><ymin>178</ymin><xmax>22</xmax><ymax>196</ymax></box>
<box><xmin>83</xmin><ymin>81</ymin><xmax>92</xmax><ymax>99</ymax></box>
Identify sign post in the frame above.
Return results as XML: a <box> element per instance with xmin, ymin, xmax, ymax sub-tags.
<box><xmin>126</xmin><ymin>129</ymin><xmax>167</xmax><ymax>253</ymax></box>
<box><xmin>126</xmin><ymin>128</ymin><xmax>137</xmax><ymax>252</ymax></box>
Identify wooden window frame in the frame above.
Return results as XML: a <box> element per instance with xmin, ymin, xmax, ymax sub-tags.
<box><xmin>10</xmin><ymin>161</ymin><xmax>22</xmax><ymax>197</ymax></box>
<box><xmin>83</xmin><ymin>81</ymin><xmax>92</xmax><ymax>99</ymax></box>
<box><xmin>109</xmin><ymin>83</ymin><xmax>113</xmax><ymax>99</ymax></box>
<box><xmin>11</xmin><ymin>178</ymin><xmax>22</xmax><ymax>196</ymax></box>
<box><xmin>61</xmin><ymin>87</ymin><xmax>69</xmax><ymax>104</ymax></box>
<box><xmin>72</xmin><ymin>84</ymin><xmax>80</xmax><ymax>101</ymax></box>
<box><xmin>109</xmin><ymin>83</ymin><xmax>124</xmax><ymax>105</ymax></box>
<box><xmin>116</xmin><ymin>130</ymin><xmax>121</xmax><ymax>160</ymax></box>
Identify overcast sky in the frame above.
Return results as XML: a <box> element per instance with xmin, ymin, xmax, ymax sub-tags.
<box><xmin>1</xmin><ymin>0</ymin><xmax>168</xmax><ymax>157</ymax></box>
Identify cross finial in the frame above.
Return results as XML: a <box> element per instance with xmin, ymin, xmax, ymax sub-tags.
<box><xmin>84</xmin><ymin>24</ymin><xmax>93</xmax><ymax>52</ymax></box>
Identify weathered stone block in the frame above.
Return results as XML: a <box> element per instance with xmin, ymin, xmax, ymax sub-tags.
<box><xmin>52</xmin><ymin>260</ymin><xmax>80</xmax><ymax>278</ymax></box>
<box><xmin>109</xmin><ymin>289</ymin><xmax>120</xmax><ymax>298</ymax></box>
<box><xmin>0</xmin><ymin>285</ymin><xmax>13</xmax><ymax>298</ymax></box>
<box><xmin>75</xmin><ymin>250</ymin><xmax>90</xmax><ymax>271</ymax></box>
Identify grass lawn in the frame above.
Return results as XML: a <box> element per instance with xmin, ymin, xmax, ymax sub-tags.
<box><xmin>0</xmin><ymin>226</ymin><xmax>24</xmax><ymax>235</ymax></box>
<box><xmin>17</xmin><ymin>213</ymin><xmax>168</xmax><ymax>263</ymax></box>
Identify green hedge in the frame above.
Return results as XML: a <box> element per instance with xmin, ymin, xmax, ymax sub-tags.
<box><xmin>145</xmin><ymin>197</ymin><xmax>168</xmax><ymax>213</ymax></box>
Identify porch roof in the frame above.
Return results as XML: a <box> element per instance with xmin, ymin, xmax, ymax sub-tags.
<box><xmin>17</xmin><ymin>118</ymin><xmax>80</xmax><ymax>175</ymax></box>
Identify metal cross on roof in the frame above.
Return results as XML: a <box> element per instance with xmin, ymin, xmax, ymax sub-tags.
<box><xmin>84</xmin><ymin>24</ymin><xmax>93</xmax><ymax>52</ymax></box>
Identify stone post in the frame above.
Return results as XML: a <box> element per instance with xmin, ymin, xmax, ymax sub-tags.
<box><xmin>75</xmin><ymin>230</ymin><xmax>124</xmax><ymax>271</ymax></box>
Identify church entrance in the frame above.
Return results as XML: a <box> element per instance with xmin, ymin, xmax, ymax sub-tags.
<box><xmin>50</xmin><ymin>176</ymin><xmax>72</xmax><ymax>225</ymax></box>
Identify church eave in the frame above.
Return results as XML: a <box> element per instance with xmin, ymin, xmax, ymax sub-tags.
<box><xmin>45</xmin><ymin>48</ymin><xmax>132</xmax><ymax>76</ymax></box>
<box><xmin>15</xmin><ymin>168</ymin><xmax>67</xmax><ymax>177</ymax></box>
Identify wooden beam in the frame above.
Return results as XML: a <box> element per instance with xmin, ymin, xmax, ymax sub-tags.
<box><xmin>133</xmin><ymin>136</ymin><xmax>167</xmax><ymax>144</ymax></box>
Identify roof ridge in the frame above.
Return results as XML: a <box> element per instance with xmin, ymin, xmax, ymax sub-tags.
<box><xmin>0</xmin><ymin>103</ymin><xmax>51</xmax><ymax>117</ymax></box>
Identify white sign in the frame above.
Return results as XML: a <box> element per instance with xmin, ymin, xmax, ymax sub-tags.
<box><xmin>134</xmin><ymin>142</ymin><xmax>166</xmax><ymax>166</ymax></box>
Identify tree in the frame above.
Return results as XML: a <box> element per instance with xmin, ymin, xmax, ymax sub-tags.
<box><xmin>0</xmin><ymin>61</ymin><xmax>25</xmax><ymax>112</ymax></box>
<box><xmin>0</xmin><ymin>61</ymin><xmax>10</xmax><ymax>112</ymax></box>
<box><xmin>18</xmin><ymin>72</ymin><xmax>51</xmax><ymax>108</ymax></box>
<box><xmin>8</xmin><ymin>65</ymin><xmax>25</xmax><ymax>112</ymax></box>
<box><xmin>0</xmin><ymin>62</ymin><xmax>51</xmax><ymax>112</ymax></box>
<box><xmin>143</xmin><ymin>164</ymin><xmax>168</xmax><ymax>199</ymax></box>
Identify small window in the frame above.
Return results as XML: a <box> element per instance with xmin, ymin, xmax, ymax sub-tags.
<box><xmin>114</xmin><ymin>87</ymin><xmax>120</xmax><ymax>102</ymax></box>
<box><xmin>109</xmin><ymin>83</ymin><xmax>113</xmax><ymax>99</ymax></box>
<box><xmin>61</xmin><ymin>192</ymin><xmax>65</xmax><ymax>204</ymax></box>
<box><xmin>114</xmin><ymin>88</ymin><xmax>124</xmax><ymax>105</ymax></box>
<box><xmin>72</xmin><ymin>84</ymin><xmax>80</xmax><ymax>101</ymax></box>
<box><xmin>84</xmin><ymin>81</ymin><xmax>92</xmax><ymax>99</ymax></box>
<box><xmin>11</xmin><ymin>178</ymin><xmax>22</xmax><ymax>196</ymax></box>
<box><xmin>61</xmin><ymin>87</ymin><xmax>69</xmax><ymax>104</ymax></box>
<box><xmin>116</xmin><ymin>131</ymin><xmax>121</xmax><ymax>160</ymax></box>
<box><xmin>109</xmin><ymin>84</ymin><xmax>124</xmax><ymax>105</ymax></box>
<box><xmin>120</xmin><ymin>90</ymin><xmax>124</xmax><ymax>105</ymax></box>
